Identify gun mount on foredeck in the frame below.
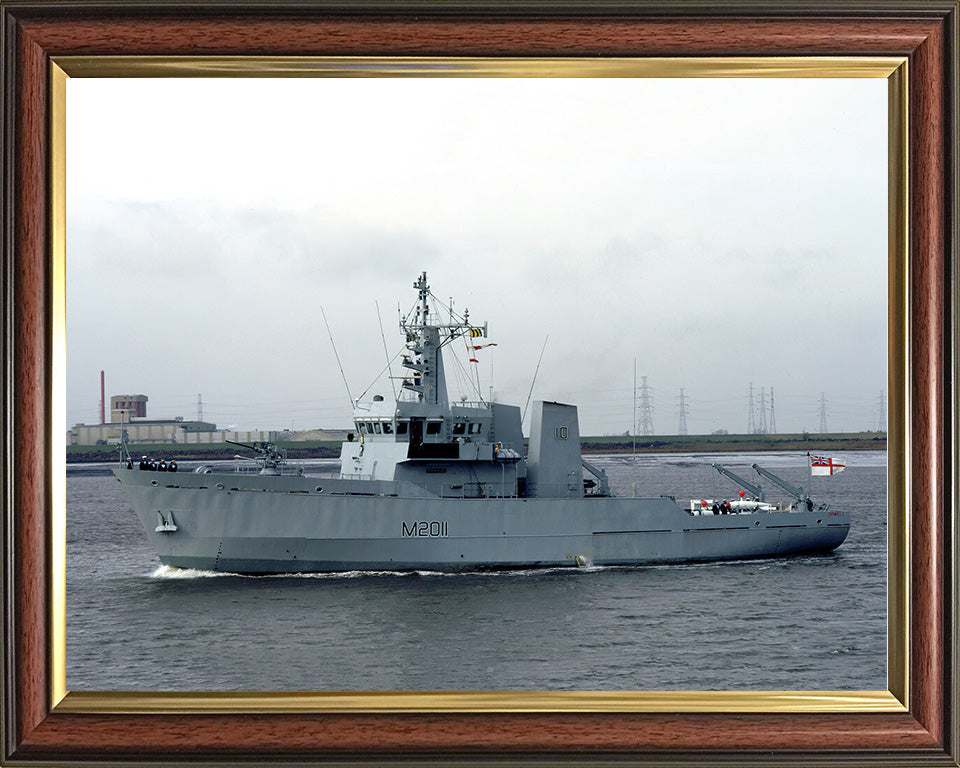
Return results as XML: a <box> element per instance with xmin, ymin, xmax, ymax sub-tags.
<box><xmin>226</xmin><ymin>439</ymin><xmax>289</xmax><ymax>476</ymax></box>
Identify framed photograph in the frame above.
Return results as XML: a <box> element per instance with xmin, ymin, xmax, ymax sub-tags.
<box><xmin>63</xmin><ymin>72</ymin><xmax>890</xmax><ymax>697</ymax></box>
<box><xmin>2</xmin><ymin>2</ymin><xmax>956</xmax><ymax>765</ymax></box>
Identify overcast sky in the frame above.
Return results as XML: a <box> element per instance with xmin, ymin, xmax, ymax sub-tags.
<box><xmin>66</xmin><ymin>77</ymin><xmax>887</xmax><ymax>436</ymax></box>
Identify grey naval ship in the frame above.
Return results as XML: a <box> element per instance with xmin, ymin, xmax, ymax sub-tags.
<box><xmin>114</xmin><ymin>273</ymin><xmax>850</xmax><ymax>573</ymax></box>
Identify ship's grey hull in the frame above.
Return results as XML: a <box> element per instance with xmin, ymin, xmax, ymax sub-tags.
<box><xmin>114</xmin><ymin>467</ymin><xmax>850</xmax><ymax>573</ymax></box>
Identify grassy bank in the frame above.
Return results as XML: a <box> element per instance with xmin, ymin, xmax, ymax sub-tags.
<box><xmin>67</xmin><ymin>432</ymin><xmax>885</xmax><ymax>463</ymax></box>
<box><xmin>579</xmin><ymin>431</ymin><xmax>886</xmax><ymax>454</ymax></box>
<box><xmin>66</xmin><ymin>441</ymin><xmax>344</xmax><ymax>463</ymax></box>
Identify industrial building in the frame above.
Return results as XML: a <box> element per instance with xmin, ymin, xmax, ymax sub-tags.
<box><xmin>67</xmin><ymin>393</ymin><xmax>279</xmax><ymax>446</ymax></box>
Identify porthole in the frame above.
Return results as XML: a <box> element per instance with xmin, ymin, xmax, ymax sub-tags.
<box><xmin>315</xmin><ymin>486</ymin><xmax>323</xmax><ymax>493</ymax></box>
<box><xmin>817</xmin><ymin>519</ymin><xmax>822</xmax><ymax>525</ymax></box>
<box><xmin>754</xmin><ymin>520</ymin><xmax>760</xmax><ymax>526</ymax></box>
<box><xmin>150</xmin><ymin>480</ymin><xmax>158</xmax><ymax>486</ymax></box>
<box><xmin>216</xmin><ymin>483</ymin><xmax>224</xmax><ymax>490</ymax></box>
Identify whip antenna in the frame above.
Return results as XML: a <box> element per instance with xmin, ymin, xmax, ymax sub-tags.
<box><xmin>375</xmin><ymin>300</ymin><xmax>397</xmax><ymax>400</ymax></box>
<box><xmin>320</xmin><ymin>305</ymin><xmax>354</xmax><ymax>406</ymax></box>
<box><xmin>521</xmin><ymin>335</ymin><xmax>549</xmax><ymax>425</ymax></box>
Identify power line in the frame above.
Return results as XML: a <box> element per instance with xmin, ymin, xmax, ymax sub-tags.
<box><xmin>757</xmin><ymin>387</ymin><xmax>768</xmax><ymax>434</ymax></box>
<box><xmin>633</xmin><ymin>359</ymin><xmax>637</xmax><ymax>455</ymax></box>
<box><xmin>677</xmin><ymin>387</ymin><xmax>689</xmax><ymax>436</ymax></box>
<box><xmin>769</xmin><ymin>386</ymin><xmax>777</xmax><ymax>434</ymax></box>
<box><xmin>638</xmin><ymin>375</ymin><xmax>655</xmax><ymax>435</ymax></box>
<box><xmin>818</xmin><ymin>392</ymin><xmax>828</xmax><ymax>433</ymax></box>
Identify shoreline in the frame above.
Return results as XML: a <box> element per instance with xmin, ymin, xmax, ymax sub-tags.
<box><xmin>66</xmin><ymin>432</ymin><xmax>886</xmax><ymax>464</ymax></box>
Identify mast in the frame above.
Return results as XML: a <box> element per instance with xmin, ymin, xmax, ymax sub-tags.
<box><xmin>399</xmin><ymin>272</ymin><xmax>486</xmax><ymax>408</ymax></box>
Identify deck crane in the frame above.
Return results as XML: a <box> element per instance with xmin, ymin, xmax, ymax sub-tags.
<box><xmin>751</xmin><ymin>464</ymin><xmax>813</xmax><ymax>509</ymax></box>
<box><xmin>711</xmin><ymin>464</ymin><xmax>764</xmax><ymax>501</ymax></box>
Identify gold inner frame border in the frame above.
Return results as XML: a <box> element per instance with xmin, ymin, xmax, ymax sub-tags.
<box><xmin>49</xmin><ymin>55</ymin><xmax>908</xmax><ymax>715</ymax></box>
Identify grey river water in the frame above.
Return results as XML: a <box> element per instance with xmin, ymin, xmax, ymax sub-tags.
<box><xmin>67</xmin><ymin>450</ymin><xmax>886</xmax><ymax>691</ymax></box>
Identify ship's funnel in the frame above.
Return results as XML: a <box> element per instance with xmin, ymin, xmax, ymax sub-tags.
<box><xmin>525</xmin><ymin>401</ymin><xmax>583</xmax><ymax>498</ymax></box>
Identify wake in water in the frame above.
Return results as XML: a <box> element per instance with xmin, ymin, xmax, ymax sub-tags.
<box><xmin>150</xmin><ymin>563</ymin><xmax>607</xmax><ymax>580</ymax></box>
<box><xmin>150</xmin><ymin>552</ymin><xmax>837</xmax><ymax>581</ymax></box>
<box><xmin>151</xmin><ymin>565</ymin><xmax>231</xmax><ymax>579</ymax></box>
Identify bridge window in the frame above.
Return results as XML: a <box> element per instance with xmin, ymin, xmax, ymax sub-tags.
<box><xmin>356</xmin><ymin>422</ymin><xmax>366</xmax><ymax>434</ymax></box>
<box><xmin>373</xmin><ymin>422</ymin><xmax>382</xmax><ymax>434</ymax></box>
<box><xmin>452</xmin><ymin>422</ymin><xmax>466</xmax><ymax>435</ymax></box>
<box><xmin>396</xmin><ymin>421</ymin><xmax>408</xmax><ymax>435</ymax></box>
<box><xmin>426</xmin><ymin>421</ymin><xmax>442</xmax><ymax>435</ymax></box>
<box><xmin>468</xmin><ymin>422</ymin><xmax>482</xmax><ymax>434</ymax></box>
<box><xmin>382</xmin><ymin>422</ymin><xmax>393</xmax><ymax>434</ymax></box>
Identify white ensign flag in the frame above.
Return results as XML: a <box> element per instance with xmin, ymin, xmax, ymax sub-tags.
<box><xmin>810</xmin><ymin>455</ymin><xmax>846</xmax><ymax>476</ymax></box>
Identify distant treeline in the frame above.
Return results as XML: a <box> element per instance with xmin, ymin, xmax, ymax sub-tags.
<box><xmin>66</xmin><ymin>432</ymin><xmax>886</xmax><ymax>464</ymax></box>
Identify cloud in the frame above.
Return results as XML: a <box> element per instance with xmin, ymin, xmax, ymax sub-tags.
<box><xmin>66</xmin><ymin>77</ymin><xmax>887</xmax><ymax>434</ymax></box>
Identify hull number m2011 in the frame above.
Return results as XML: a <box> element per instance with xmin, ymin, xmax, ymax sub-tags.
<box><xmin>402</xmin><ymin>521</ymin><xmax>449</xmax><ymax>537</ymax></box>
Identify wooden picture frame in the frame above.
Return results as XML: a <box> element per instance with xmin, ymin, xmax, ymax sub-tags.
<box><xmin>2</xmin><ymin>2</ymin><xmax>956</xmax><ymax>765</ymax></box>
